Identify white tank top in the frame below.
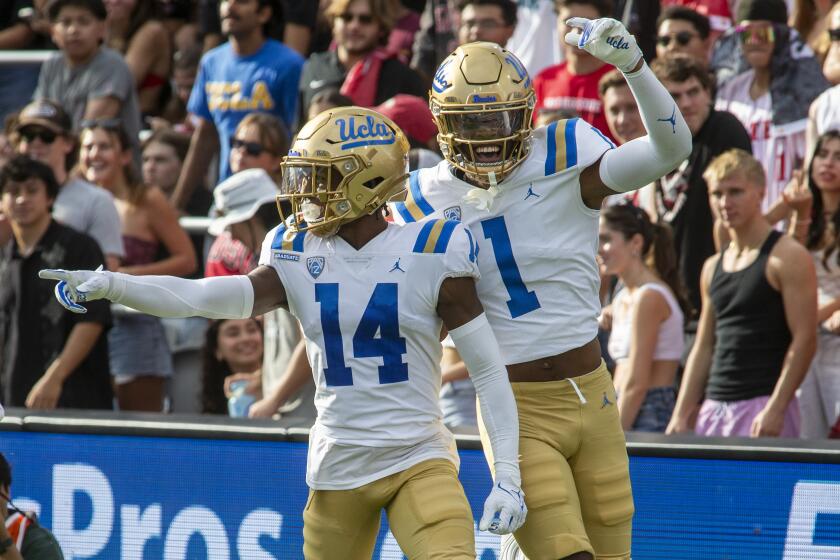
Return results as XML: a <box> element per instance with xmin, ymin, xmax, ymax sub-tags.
<box><xmin>812</xmin><ymin>249</ymin><xmax>840</xmax><ymax>308</ymax></box>
<box><xmin>812</xmin><ymin>86</ymin><xmax>840</xmax><ymax>137</ymax></box>
<box><xmin>608</xmin><ymin>283</ymin><xmax>685</xmax><ymax>362</ymax></box>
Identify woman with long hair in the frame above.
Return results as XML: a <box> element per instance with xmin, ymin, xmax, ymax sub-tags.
<box><xmin>228</xmin><ymin>112</ymin><xmax>288</xmax><ymax>185</ymax></box>
<box><xmin>205</xmin><ymin>112</ymin><xmax>288</xmax><ymax>277</ymax></box>
<box><xmin>786</xmin><ymin>130</ymin><xmax>840</xmax><ymax>437</ymax></box>
<box><xmin>104</xmin><ymin>0</ymin><xmax>173</xmax><ymax>115</ymax></box>
<box><xmin>598</xmin><ymin>204</ymin><xmax>690</xmax><ymax>432</ymax></box>
<box><xmin>201</xmin><ymin>318</ymin><xmax>264</xmax><ymax>415</ymax></box>
<box><xmin>78</xmin><ymin>120</ymin><xmax>196</xmax><ymax>411</ymax></box>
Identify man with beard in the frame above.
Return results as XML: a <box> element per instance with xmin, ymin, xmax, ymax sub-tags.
<box><xmin>297</xmin><ymin>0</ymin><xmax>426</xmax><ymax>122</ymax></box>
<box><xmin>171</xmin><ymin>0</ymin><xmax>303</xmax><ymax>209</ymax></box>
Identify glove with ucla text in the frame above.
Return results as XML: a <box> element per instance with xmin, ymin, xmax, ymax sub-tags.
<box><xmin>564</xmin><ymin>17</ymin><xmax>643</xmax><ymax>74</ymax></box>
<box><xmin>38</xmin><ymin>267</ymin><xmax>112</xmax><ymax>314</ymax></box>
<box><xmin>478</xmin><ymin>475</ymin><xmax>527</xmax><ymax>535</ymax></box>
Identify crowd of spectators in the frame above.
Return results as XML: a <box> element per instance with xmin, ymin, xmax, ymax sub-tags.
<box><xmin>1</xmin><ymin>0</ymin><xmax>840</xmax><ymax>440</ymax></box>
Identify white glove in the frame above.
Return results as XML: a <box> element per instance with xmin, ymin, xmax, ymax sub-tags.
<box><xmin>478</xmin><ymin>477</ymin><xmax>527</xmax><ymax>535</ymax></box>
<box><xmin>39</xmin><ymin>267</ymin><xmax>111</xmax><ymax>314</ymax></box>
<box><xmin>565</xmin><ymin>17</ymin><xmax>643</xmax><ymax>73</ymax></box>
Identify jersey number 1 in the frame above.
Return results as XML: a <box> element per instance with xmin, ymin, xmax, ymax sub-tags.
<box><xmin>315</xmin><ymin>283</ymin><xmax>409</xmax><ymax>387</ymax></box>
<box><xmin>481</xmin><ymin>216</ymin><xmax>541</xmax><ymax>318</ymax></box>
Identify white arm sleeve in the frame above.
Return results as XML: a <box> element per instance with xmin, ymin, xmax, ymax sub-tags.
<box><xmin>599</xmin><ymin>63</ymin><xmax>692</xmax><ymax>192</ymax></box>
<box><xmin>106</xmin><ymin>273</ymin><xmax>255</xmax><ymax>319</ymax></box>
<box><xmin>448</xmin><ymin>314</ymin><xmax>521</xmax><ymax>485</ymax></box>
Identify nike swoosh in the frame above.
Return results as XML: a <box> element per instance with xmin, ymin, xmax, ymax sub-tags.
<box><xmin>309</xmin><ymin>79</ymin><xmax>329</xmax><ymax>89</ymax></box>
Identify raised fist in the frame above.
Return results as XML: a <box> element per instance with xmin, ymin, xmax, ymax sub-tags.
<box><xmin>565</xmin><ymin>17</ymin><xmax>643</xmax><ymax>73</ymax></box>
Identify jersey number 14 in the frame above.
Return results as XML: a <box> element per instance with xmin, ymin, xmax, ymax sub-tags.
<box><xmin>315</xmin><ymin>283</ymin><xmax>409</xmax><ymax>387</ymax></box>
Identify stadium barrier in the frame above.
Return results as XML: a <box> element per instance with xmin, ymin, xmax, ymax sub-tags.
<box><xmin>0</xmin><ymin>51</ymin><xmax>54</xmax><ymax>65</ymax></box>
<box><xmin>1</xmin><ymin>409</ymin><xmax>839</xmax><ymax>559</ymax></box>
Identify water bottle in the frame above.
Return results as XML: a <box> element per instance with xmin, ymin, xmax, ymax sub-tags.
<box><xmin>228</xmin><ymin>379</ymin><xmax>256</xmax><ymax>418</ymax></box>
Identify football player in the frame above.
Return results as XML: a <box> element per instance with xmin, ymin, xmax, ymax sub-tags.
<box><xmin>39</xmin><ymin>107</ymin><xmax>527</xmax><ymax>559</ymax></box>
<box><xmin>391</xmin><ymin>18</ymin><xmax>692</xmax><ymax>560</ymax></box>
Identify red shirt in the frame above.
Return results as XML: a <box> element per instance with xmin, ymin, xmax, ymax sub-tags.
<box><xmin>533</xmin><ymin>62</ymin><xmax>617</xmax><ymax>144</ymax></box>
<box><xmin>205</xmin><ymin>231</ymin><xmax>256</xmax><ymax>277</ymax></box>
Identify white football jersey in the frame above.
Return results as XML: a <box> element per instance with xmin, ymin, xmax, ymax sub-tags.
<box><xmin>258</xmin><ymin>219</ymin><xmax>479</xmax><ymax>489</ymax></box>
<box><xmin>391</xmin><ymin>118</ymin><xmax>615</xmax><ymax>365</ymax></box>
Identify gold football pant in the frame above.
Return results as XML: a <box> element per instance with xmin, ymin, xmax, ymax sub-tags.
<box><xmin>303</xmin><ymin>458</ymin><xmax>475</xmax><ymax>559</ymax></box>
<box><xmin>479</xmin><ymin>361</ymin><xmax>634</xmax><ymax>560</ymax></box>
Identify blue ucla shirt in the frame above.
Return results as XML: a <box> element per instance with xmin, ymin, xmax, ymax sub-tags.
<box><xmin>188</xmin><ymin>39</ymin><xmax>304</xmax><ymax>181</ymax></box>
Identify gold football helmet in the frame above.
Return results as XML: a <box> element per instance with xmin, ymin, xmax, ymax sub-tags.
<box><xmin>278</xmin><ymin>106</ymin><xmax>410</xmax><ymax>237</ymax></box>
<box><xmin>429</xmin><ymin>41</ymin><xmax>535</xmax><ymax>185</ymax></box>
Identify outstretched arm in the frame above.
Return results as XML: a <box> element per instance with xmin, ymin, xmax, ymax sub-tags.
<box><xmin>751</xmin><ymin>240</ymin><xmax>817</xmax><ymax>437</ymax></box>
<box><xmin>667</xmin><ymin>255</ymin><xmax>718</xmax><ymax>434</ymax></box>
<box><xmin>38</xmin><ymin>264</ymin><xmax>286</xmax><ymax>319</ymax></box>
<box><xmin>437</xmin><ymin>276</ymin><xmax>525</xmax><ymax>536</ymax></box>
<box><xmin>564</xmin><ymin>18</ymin><xmax>692</xmax><ymax>207</ymax></box>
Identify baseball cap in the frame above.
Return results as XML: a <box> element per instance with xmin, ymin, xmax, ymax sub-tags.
<box><xmin>208</xmin><ymin>169</ymin><xmax>279</xmax><ymax>236</ymax></box>
<box><xmin>735</xmin><ymin>0</ymin><xmax>787</xmax><ymax>25</ymax></box>
<box><xmin>15</xmin><ymin>100</ymin><xmax>73</xmax><ymax>134</ymax></box>
<box><xmin>373</xmin><ymin>94</ymin><xmax>438</xmax><ymax>146</ymax></box>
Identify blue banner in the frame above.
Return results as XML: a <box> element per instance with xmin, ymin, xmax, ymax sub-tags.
<box><xmin>2</xmin><ymin>431</ymin><xmax>840</xmax><ymax>559</ymax></box>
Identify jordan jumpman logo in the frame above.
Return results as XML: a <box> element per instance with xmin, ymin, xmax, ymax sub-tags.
<box><xmin>657</xmin><ymin>105</ymin><xmax>678</xmax><ymax>134</ymax></box>
<box><xmin>524</xmin><ymin>186</ymin><xmax>541</xmax><ymax>200</ymax></box>
<box><xmin>390</xmin><ymin>258</ymin><xmax>405</xmax><ymax>272</ymax></box>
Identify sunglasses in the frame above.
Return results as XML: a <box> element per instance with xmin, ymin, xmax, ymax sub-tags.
<box><xmin>231</xmin><ymin>137</ymin><xmax>271</xmax><ymax>157</ymax></box>
<box><xmin>337</xmin><ymin>12</ymin><xmax>375</xmax><ymax>25</ymax></box>
<box><xmin>736</xmin><ymin>24</ymin><xmax>775</xmax><ymax>44</ymax></box>
<box><xmin>656</xmin><ymin>31</ymin><xmax>697</xmax><ymax>48</ymax></box>
<box><xmin>829</xmin><ymin>28</ymin><xmax>840</xmax><ymax>42</ymax></box>
<box><xmin>79</xmin><ymin>117</ymin><xmax>123</xmax><ymax>130</ymax></box>
<box><xmin>18</xmin><ymin>127</ymin><xmax>58</xmax><ymax>144</ymax></box>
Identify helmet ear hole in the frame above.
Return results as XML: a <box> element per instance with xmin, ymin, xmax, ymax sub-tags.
<box><xmin>363</xmin><ymin>176</ymin><xmax>384</xmax><ymax>189</ymax></box>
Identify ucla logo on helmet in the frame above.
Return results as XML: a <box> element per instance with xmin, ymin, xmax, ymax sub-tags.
<box><xmin>505</xmin><ymin>55</ymin><xmax>531</xmax><ymax>88</ymax></box>
<box><xmin>335</xmin><ymin>116</ymin><xmax>395</xmax><ymax>150</ymax></box>
<box><xmin>443</xmin><ymin>206</ymin><xmax>462</xmax><ymax>221</ymax></box>
<box><xmin>307</xmin><ymin>256</ymin><xmax>325</xmax><ymax>278</ymax></box>
<box><xmin>432</xmin><ymin>59</ymin><xmax>453</xmax><ymax>93</ymax></box>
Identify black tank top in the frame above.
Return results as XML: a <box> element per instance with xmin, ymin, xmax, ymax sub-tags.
<box><xmin>707</xmin><ymin>230</ymin><xmax>791</xmax><ymax>401</ymax></box>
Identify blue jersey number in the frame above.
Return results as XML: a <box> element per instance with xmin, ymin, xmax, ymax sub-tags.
<box><xmin>481</xmin><ymin>216</ymin><xmax>541</xmax><ymax>318</ymax></box>
<box><xmin>315</xmin><ymin>283</ymin><xmax>408</xmax><ymax>386</ymax></box>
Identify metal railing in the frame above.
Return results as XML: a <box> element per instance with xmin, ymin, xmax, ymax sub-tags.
<box><xmin>0</xmin><ymin>50</ymin><xmax>55</xmax><ymax>64</ymax></box>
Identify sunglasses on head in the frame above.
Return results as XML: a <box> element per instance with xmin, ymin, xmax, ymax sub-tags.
<box><xmin>79</xmin><ymin>117</ymin><xmax>123</xmax><ymax>130</ymax></box>
<box><xmin>337</xmin><ymin>12</ymin><xmax>374</xmax><ymax>25</ymax></box>
<box><xmin>736</xmin><ymin>24</ymin><xmax>775</xmax><ymax>44</ymax></box>
<box><xmin>231</xmin><ymin>137</ymin><xmax>271</xmax><ymax>157</ymax></box>
<box><xmin>18</xmin><ymin>127</ymin><xmax>58</xmax><ymax>144</ymax></box>
<box><xmin>656</xmin><ymin>31</ymin><xmax>697</xmax><ymax>48</ymax></box>
<box><xmin>829</xmin><ymin>28</ymin><xmax>840</xmax><ymax>41</ymax></box>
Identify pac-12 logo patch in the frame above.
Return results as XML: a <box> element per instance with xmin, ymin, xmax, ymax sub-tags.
<box><xmin>443</xmin><ymin>206</ymin><xmax>462</xmax><ymax>221</ymax></box>
<box><xmin>307</xmin><ymin>257</ymin><xmax>325</xmax><ymax>278</ymax></box>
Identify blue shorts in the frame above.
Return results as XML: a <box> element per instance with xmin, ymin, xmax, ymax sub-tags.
<box><xmin>632</xmin><ymin>386</ymin><xmax>676</xmax><ymax>433</ymax></box>
<box><xmin>108</xmin><ymin>312</ymin><xmax>174</xmax><ymax>382</ymax></box>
